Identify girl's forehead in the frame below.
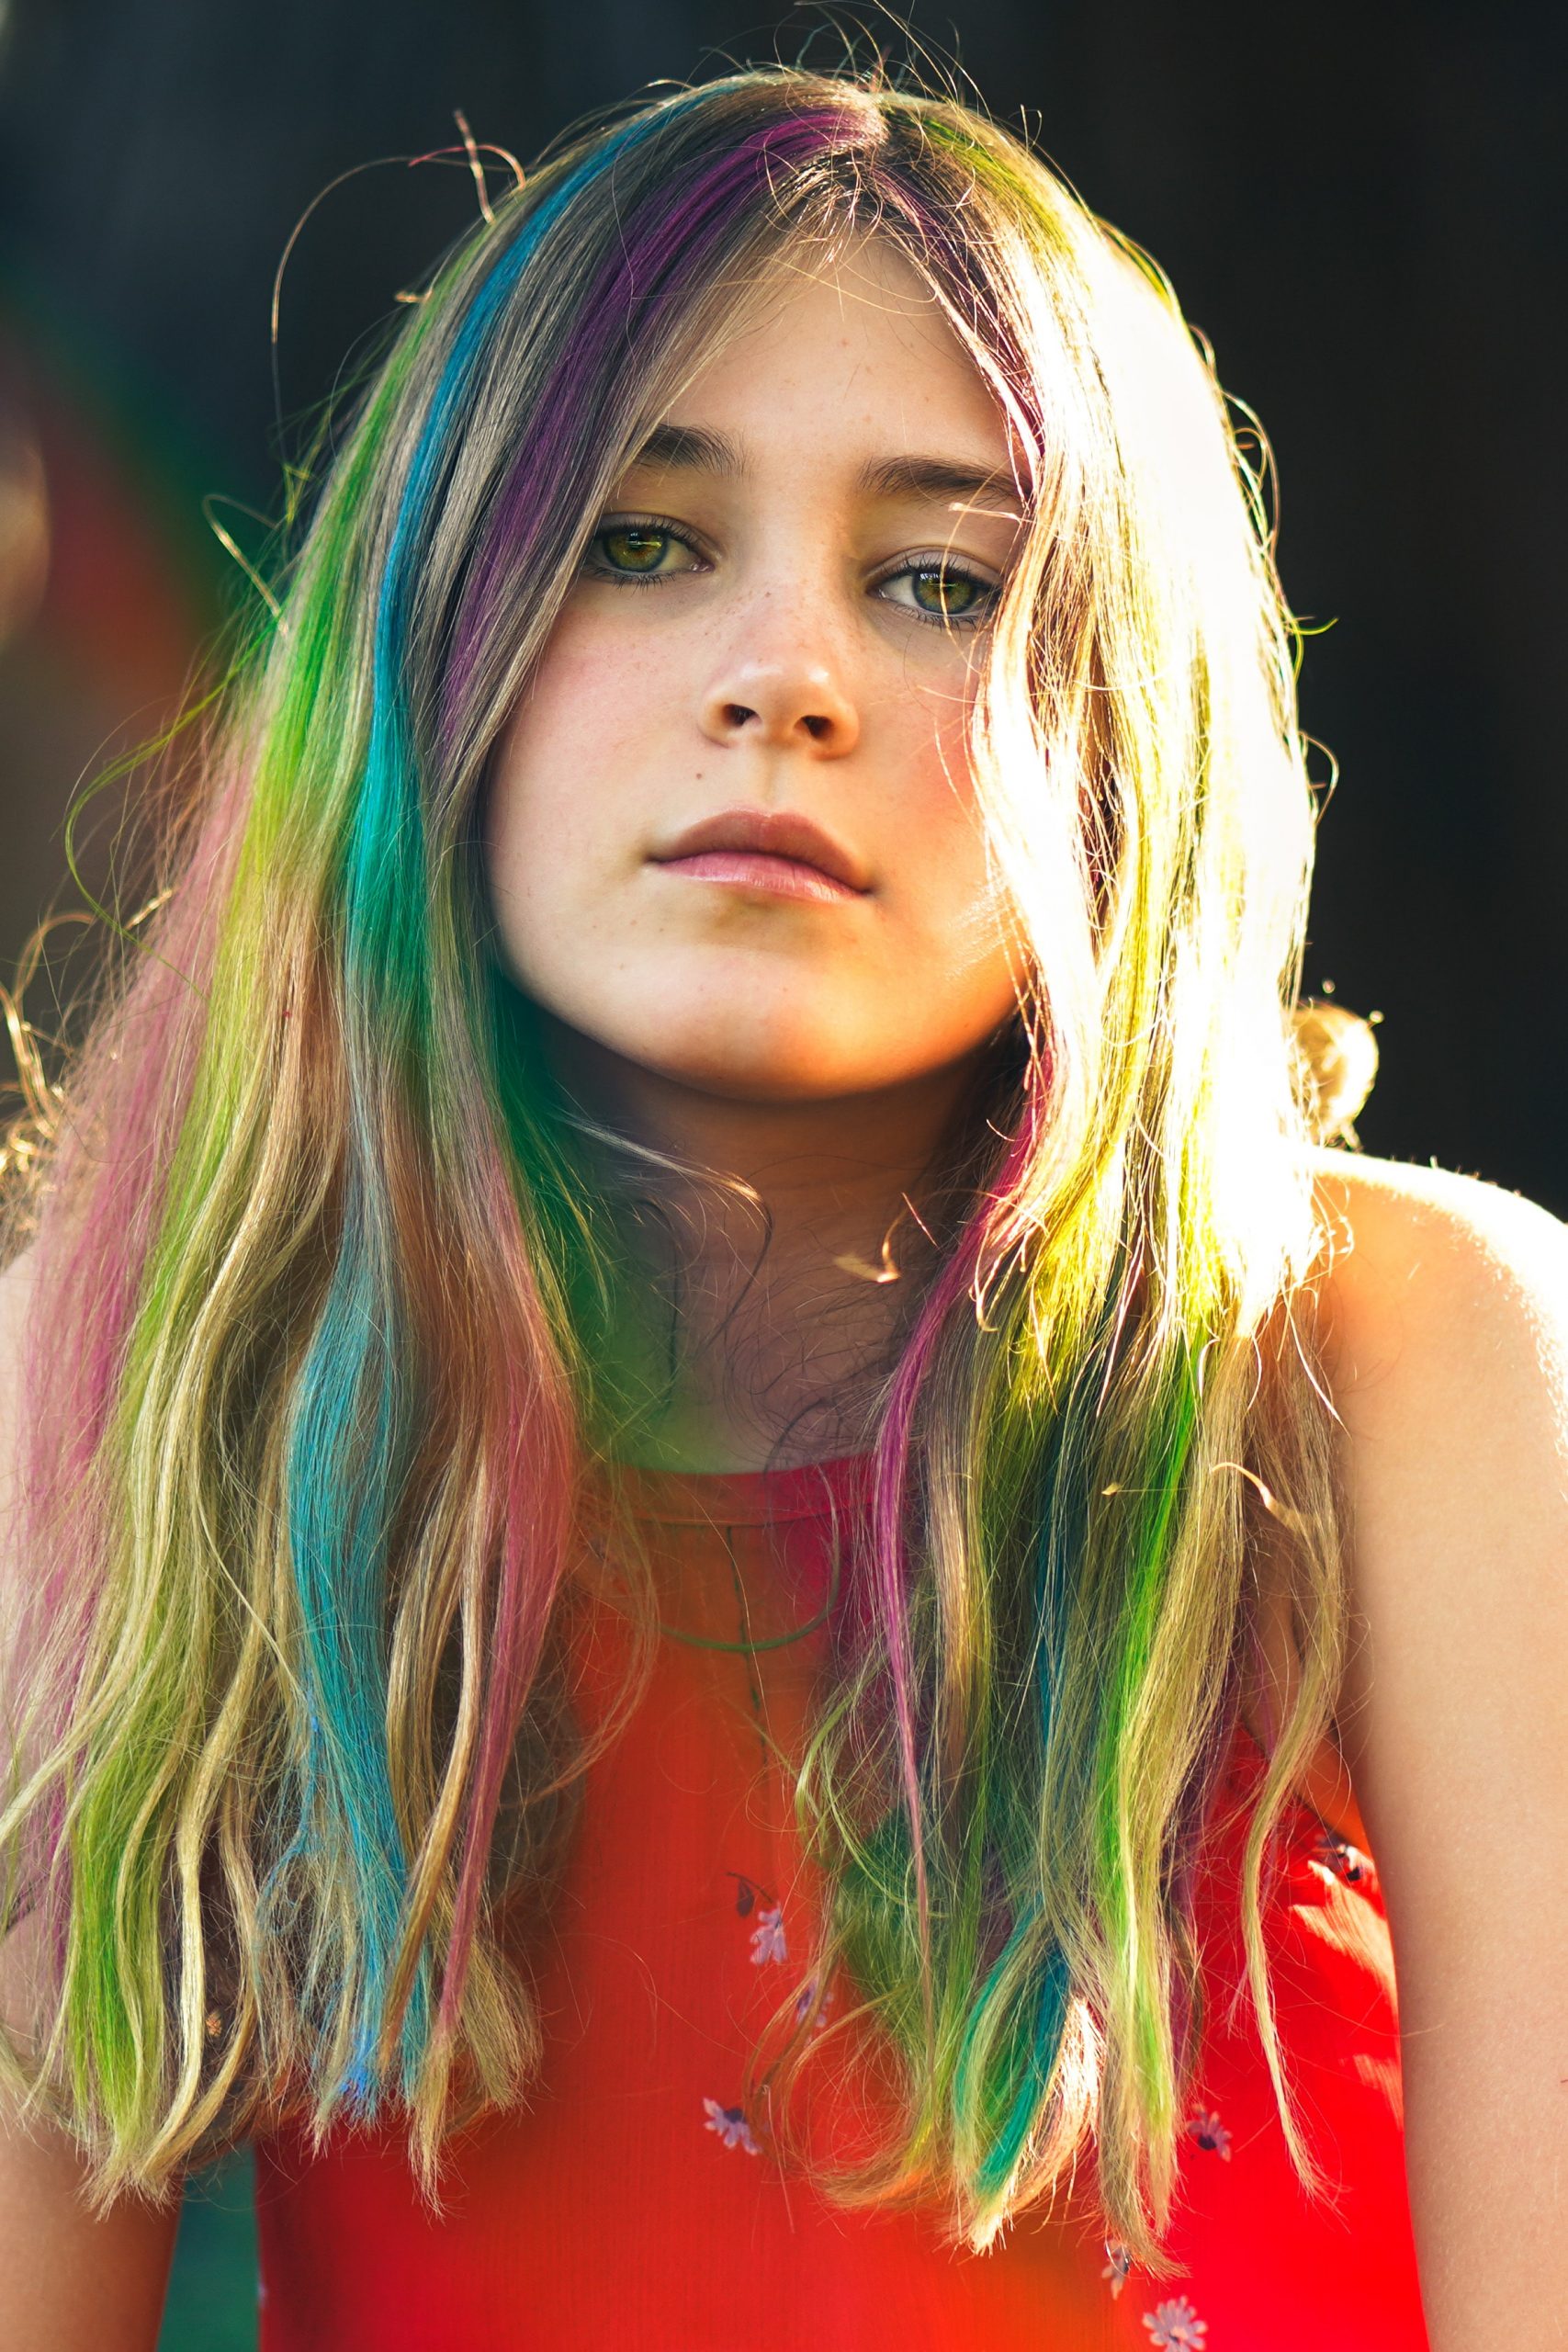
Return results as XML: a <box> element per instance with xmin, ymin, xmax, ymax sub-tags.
<box><xmin>626</xmin><ymin>237</ymin><xmax>1016</xmax><ymax>478</ymax></box>
<box><xmin>692</xmin><ymin>234</ymin><xmax>972</xmax><ymax>380</ymax></box>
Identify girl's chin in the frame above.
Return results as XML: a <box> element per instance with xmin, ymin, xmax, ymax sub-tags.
<box><xmin>596</xmin><ymin>1018</ymin><xmax>882</xmax><ymax>1099</ymax></box>
<box><xmin>632</xmin><ymin>1053</ymin><xmax>874</xmax><ymax>1103</ymax></box>
<box><xmin>524</xmin><ymin>991</ymin><xmax>947</xmax><ymax>1104</ymax></box>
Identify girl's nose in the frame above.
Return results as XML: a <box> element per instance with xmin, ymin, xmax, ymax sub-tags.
<box><xmin>698</xmin><ymin>652</ymin><xmax>860</xmax><ymax>758</ymax></box>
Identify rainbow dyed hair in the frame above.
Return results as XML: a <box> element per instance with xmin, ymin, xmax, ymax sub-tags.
<box><xmin>0</xmin><ymin>66</ymin><xmax>1367</xmax><ymax>2267</ymax></box>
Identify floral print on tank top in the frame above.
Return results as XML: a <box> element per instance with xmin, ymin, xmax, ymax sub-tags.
<box><xmin>251</xmin><ymin>1451</ymin><xmax>1429</xmax><ymax>2352</ymax></box>
<box><xmin>622</xmin><ymin>1454</ymin><xmax>1414</xmax><ymax>2346</ymax></box>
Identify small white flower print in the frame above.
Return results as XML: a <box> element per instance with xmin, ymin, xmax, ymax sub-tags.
<box><xmin>703</xmin><ymin>2097</ymin><xmax>760</xmax><ymax>2154</ymax></box>
<box><xmin>750</xmin><ymin>1903</ymin><xmax>788</xmax><ymax>1965</ymax></box>
<box><xmin>1186</xmin><ymin>2107</ymin><xmax>1233</xmax><ymax>2160</ymax></box>
<box><xmin>1102</xmin><ymin>2238</ymin><xmax>1132</xmax><ymax>2298</ymax></box>
<box><xmin>1143</xmin><ymin>2296</ymin><xmax>1208</xmax><ymax>2348</ymax></box>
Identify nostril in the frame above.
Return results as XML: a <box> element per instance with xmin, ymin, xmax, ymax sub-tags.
<box><xmin>801</xmin><ymin>714</ymin><xmax>831</xmax><ymax>741</ymax></box>
<box><xmin>723</xmin><ymin>703</ymin><xmax>758</xmax><ymax>729</ymax></box>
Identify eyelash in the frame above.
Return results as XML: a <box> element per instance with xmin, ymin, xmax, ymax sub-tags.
<box><xmin>582</xmin><ymin>514</ymin><xmax>1000</xmax><ymax>628</ymax></box>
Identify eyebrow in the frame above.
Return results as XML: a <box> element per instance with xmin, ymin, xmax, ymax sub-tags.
<box><xmin>628</xmin><ymin>422</ymin><xmax>738</xmax><ymax>475</ymax></box>
<box><xmin>856</xmin><ymin>452</ymin><xmax>1021</xmax><ymax>508</ymax></box>
<box><xmin>626</xmin><ymin>423</ymin><xmax>1021</xmax><ymax>511</ymax></box>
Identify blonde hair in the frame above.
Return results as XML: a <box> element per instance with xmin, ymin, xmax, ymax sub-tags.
<box><xmin>0</xmin><ymin>66</ymin><xmax>1371</xmax><ymax>2269</ymax></box>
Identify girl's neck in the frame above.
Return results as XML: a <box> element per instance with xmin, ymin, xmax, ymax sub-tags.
<box><xmin>542</xmin><ymin>1016</ymin><xmax>989</xmax><ymax>1474</ymax></box>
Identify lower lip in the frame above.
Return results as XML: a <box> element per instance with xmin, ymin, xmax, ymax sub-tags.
<box><xmin>652</xmin><ymin>852</ymin><xmax>863</xmax><ymax>906</ymax></box>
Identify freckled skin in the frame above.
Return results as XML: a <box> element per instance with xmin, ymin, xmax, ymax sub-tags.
<box><xmin>485</xmin><ymin>238</ymin><xmax>1026</xmax><ymax>1110</ymax></box>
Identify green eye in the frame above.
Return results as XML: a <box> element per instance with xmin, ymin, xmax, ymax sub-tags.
<box><xmin>909</xmin><ymin>565</ymin><xmax>984</xmax><ymax>616</ymax></box>
<box><xmin>878</xmin><ymin>559</ymin><xmax>998</xmax><ymax>626</ymax></box>
<box><xmin>586</xmin><ymin>517</ymin><xmax>706</xmax><ymax>586</ymax></box>
<box><xmin>598</xmin><ymin>525</ymin><xmax>673</xmax><ymax>574</ymax></box>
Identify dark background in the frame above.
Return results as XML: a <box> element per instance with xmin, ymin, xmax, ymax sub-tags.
<box><xmin>0</xmin><ymin>2</ymin><xmax>1561</xmax><ymax>2339</ymax></box>
<box><xmin>1</xmin><ymin>3</ymin><xmax>1563</xmax><ymax>1212</ymax></box>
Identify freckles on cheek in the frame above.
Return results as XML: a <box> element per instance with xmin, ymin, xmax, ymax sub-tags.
<box><xmin>497</xmin><ymin>629</ymin><xmax>666</xmax><ymax>854</ymax></box>
<box><xmin>880</xmin><ymin>694</ymin><xmax>1009</xmax><ymax>980</ymax></box>
<box><xmin>544</xmin><ymin>597</ymin><xmax>677</xmax><ymax>707</ymax></box>
<box><xmin>542</xmin><ymin>634</ymin><xmax>688</xmax><ymax>795</ymax></box>
<box><xmin>892</xmin><ymin>687</ymin><xmax>985</xmax><ymax>829</ymax></box>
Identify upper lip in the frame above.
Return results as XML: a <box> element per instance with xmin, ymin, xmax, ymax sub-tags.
<box><xmin>651</xmin><ymin>808</ymin><xmax>871</xmax><ymax>894</ymax></box>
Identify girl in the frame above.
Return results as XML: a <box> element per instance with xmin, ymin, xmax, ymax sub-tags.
<box><xmin>1</xmin><ymin>64</ymin><xmax>1564</xmax><ymax>2352</ymax></box>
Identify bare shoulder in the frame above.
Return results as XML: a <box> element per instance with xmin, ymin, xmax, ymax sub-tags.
<box><xmin>1298</xmin><ymin>1174</ymin><xmax>1568</xmax><ymax>2327</ymax></box>
<box><xmin>1302</xmin><ymin>1143</ymin><xmax>1568</xmax><ymax>1904</ymax></box>
<box><xmin>1308</xmin><ymin>1146</ymin><xmax>1568</xmax><ymax>1371</ymax></box>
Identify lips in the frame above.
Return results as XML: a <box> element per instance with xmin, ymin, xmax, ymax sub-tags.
<box><xmin>649</xmin><ymin>808</ymin><xmax>871</xmax><ymax>896</ymax></box>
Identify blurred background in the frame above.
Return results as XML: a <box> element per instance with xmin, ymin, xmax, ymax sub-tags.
<box><xmin>0</xmin><ymin>0</ymin><xmax>1561</xmax><ymax>2341</ymax></box>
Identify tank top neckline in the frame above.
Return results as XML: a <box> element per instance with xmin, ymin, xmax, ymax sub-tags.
<box><xmin>605</xmin><ymin>1449</ymin><xmax>875</xmax><ymax>1527</ymax></box>
<box><xmin>601</xmin><ymin>1451</ymin><xmax>1361</xmax><ymax>1838</ymax></box>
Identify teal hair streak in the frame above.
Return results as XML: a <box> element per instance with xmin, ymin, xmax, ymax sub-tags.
<box><xmin>276</xmin><ymin>103</ymin><xmax>678</xmax><ymax>2112</ymax></box>
<box><xmin>947</xmin><ymin>1327</ymin><xmax>1116</xmax><ymax>2205</ymax></box>
<box><xmin>843</xmin><ymin>1305</ymin><xmax>1204</xmax><ymax>2217</ymax></box>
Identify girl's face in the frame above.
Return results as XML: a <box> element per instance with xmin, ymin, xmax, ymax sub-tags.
<box><xmin>485</xmin><ymin>235</ymin><xmax>1026</xmax><ymax>1107</ymax></box>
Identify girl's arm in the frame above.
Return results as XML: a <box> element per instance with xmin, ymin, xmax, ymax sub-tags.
<box><xmin>0</xmin><ymin>2082</ymin><xmax>177</xmax><ymax>2352</ymax></box>
<box><xmin>1317</xmin><ymin>1152</ymin><xmax>1568</xmax><ymax>2350</ymax></box>
<box><xmin>0</xmin><ymin>1255</ymin><xmax>178</xmax><ymax>2346</ymax></box>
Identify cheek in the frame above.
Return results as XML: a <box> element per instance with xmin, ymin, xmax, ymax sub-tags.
<box><xmin>873</xmin><ymin>668</ymin><xmax>1012</xmax><ymax>987</ymax></box>
<box><xmin>491</xmin><ymin>617</ymin><xmax>662</xmax><ymax>849</ymax></box>
<box><xmin>483</xmin><ymin>613</ymin><xmax>680</xmax><ymax>967</ymax></box>
<box><xmin>481</xmin><ymin>611</ymin><xmax>1019</xmax><ymax>1091</ymax></box>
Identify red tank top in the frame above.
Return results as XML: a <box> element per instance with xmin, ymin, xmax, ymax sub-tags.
<box><xmin>254</xmin><ymin>1453</ymin><xmax>1430</xmax><ymax>2348</ymax></box>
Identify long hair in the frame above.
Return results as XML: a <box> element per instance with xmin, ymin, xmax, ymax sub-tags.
<box><xmin>0</xmin><ymin>65</ymin><xmax>1371</xmax><ymax>2267</ymax></box>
